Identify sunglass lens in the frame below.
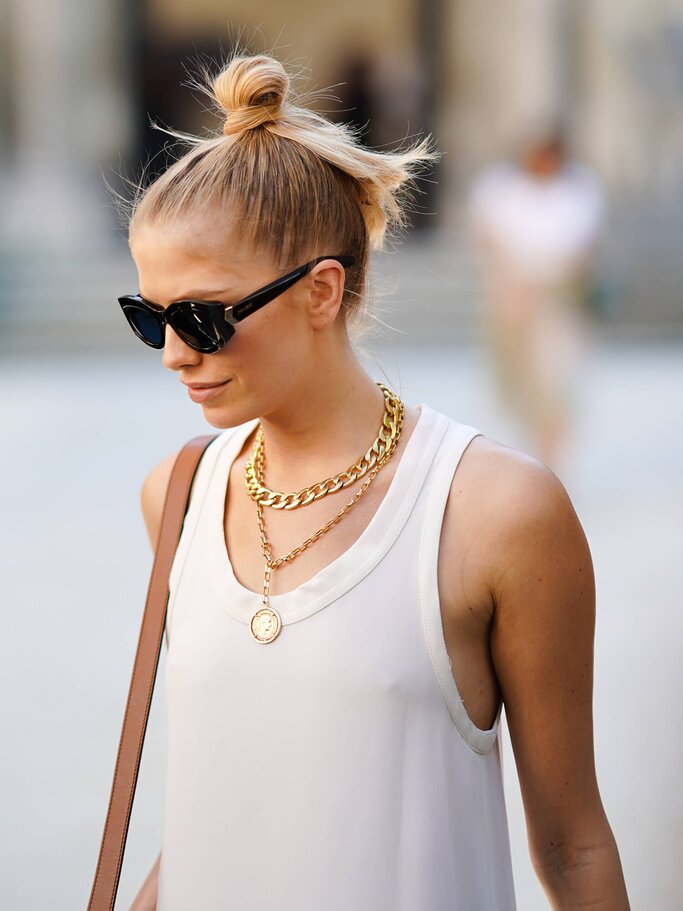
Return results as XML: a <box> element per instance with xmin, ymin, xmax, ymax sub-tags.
<box><xmin>169</xmin><ymin>304</ymin><xmax>226</xmax><ymax>352</ymax></box>
<box><xmin>122</xmin><ymin>304</ymin><xmax>164</xmax><ymax>348</ymax></box>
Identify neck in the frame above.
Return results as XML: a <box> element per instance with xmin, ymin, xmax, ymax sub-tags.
<box><xmin>255</xmin><ymin>344</ymin><xmax>390</xmax><ymax>491</ymax></box>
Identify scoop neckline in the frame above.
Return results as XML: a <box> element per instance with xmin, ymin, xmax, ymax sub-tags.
<box><xmin>207</xmin><ymin>402</ymin><xmax>449</xmax><ymax>626</ymax></box>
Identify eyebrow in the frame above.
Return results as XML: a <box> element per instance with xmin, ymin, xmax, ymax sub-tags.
<box><xmin>179</xmin><ymin>289</ymin><xmax>232</xmax><ymax>299</ymax></box>
<box><xmin>139</xmin><ymin>289</ymin><xmax>232</xmax><ymax>305</ymax></box>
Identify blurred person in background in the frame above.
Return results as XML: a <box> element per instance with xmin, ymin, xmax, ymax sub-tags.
<box><xmin>468</xmin><ymin>129</ymin><xmax>607</xmax><ymax>476</ymax></box>
<box><xmin>113</xmin><ymin>52</ymin><xmax>628</xmax><ymax>910</ymax></box>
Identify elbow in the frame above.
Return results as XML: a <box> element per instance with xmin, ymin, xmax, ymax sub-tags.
<box><xmin>528</xmin><ymin>803</ymin><xmax>617</xmax><ymax>881</ymax></box>
<box><xmin>531</xmin><ymin>837</ymin><xmax>604</xmax><ymax>881</ymax></box>
<box><xmin>530</xmin><ymin>831</ymin><xmax>625</xmax><ymax>900</ymax></box>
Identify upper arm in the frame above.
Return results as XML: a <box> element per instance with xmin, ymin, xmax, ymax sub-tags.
<box><xmin>140</xmin><ymin>450</ymin><xmax>182</xmax><ymax>552</ymax></box>
<box><xmin>480</xmin><ymin>449</ymin><xmax>613</xmax><ymax>862</ymax></box>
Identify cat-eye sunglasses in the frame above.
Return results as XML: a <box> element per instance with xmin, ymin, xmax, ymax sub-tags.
<box><xmin>117</xmin><ymin>255</ymin><xmax>355</xmax><ymax>354</ymax></box>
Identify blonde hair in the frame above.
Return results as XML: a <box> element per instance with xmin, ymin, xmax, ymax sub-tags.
<box><xmin>122</xmin><ymin>51</ymin><xmax>438</xmax><ymax>329</ymax></box>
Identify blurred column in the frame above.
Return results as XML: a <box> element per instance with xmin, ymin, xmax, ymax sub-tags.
<box><xmin>1</xmin><ymin>0</ymin><xmax>134</xmax><ymax>254</ymax></box>
<box><xmin>446</xmin><ymin>0</ymin><xmax>579</xmax><ymax>152</ymax></box>
<box><xmin>552</xmin><ymin>0</ymin><xmax>579</xmax><ymax>128</ymax></box>
<box><xmin>414</xmin><ymin>0</ymin><xmax>445</xmax><ymax>229</ymax></box>
<box><xmin>513</xmin><ymin>0</ymin><xmax>575</xmax><ymax>128</ymax></box>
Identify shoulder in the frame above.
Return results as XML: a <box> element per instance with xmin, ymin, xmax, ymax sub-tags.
<box><xmin>138</xmin><ymin>427</ymin><xmax>232</xmax><ymax>550</ymax></box>
<box><xmin>459</xmin><ymin>432</ymin><xmax>572</xmax><ymax>520</ymax></box>
<box><xmin>140</xmin><ymin>421</ymin><xmax>256</xmax><ymax>548</ymax></box>
<box><xmin>141</xmin><ymin>449</ymin><xmax>180</xmax><ymax>505</ymax></box>
<box><xmin>443</xmin><ymin>430</ymin><xmax>591</xmax><ymax>596</ymax></box>
<box><xmin>140</xmin><ymin>450</ymin><xmax>183</xmax><ymax>551</ymax></box>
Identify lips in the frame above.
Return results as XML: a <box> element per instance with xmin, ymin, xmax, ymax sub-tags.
<box><xmin>184</xmin><ymin>379</ymin><xmax>230</xmax><ymax>403</ymax></box>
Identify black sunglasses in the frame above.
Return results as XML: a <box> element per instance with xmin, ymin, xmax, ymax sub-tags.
<box><xmin>118</xmin><ymin>255</ymin><xmax>355</xmax><ymax>353</ymax></box>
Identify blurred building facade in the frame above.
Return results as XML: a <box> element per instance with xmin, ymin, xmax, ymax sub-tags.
<box><xmin>1</xmin><ymin>0</ymin><xmax>682</xmax><ymax>347</ymax></box>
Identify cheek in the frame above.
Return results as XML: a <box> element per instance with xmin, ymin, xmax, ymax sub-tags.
<box><xmin>224</xmin><ymin>307</ymin><xmax>311</xmax><ymax>383</ymax></box>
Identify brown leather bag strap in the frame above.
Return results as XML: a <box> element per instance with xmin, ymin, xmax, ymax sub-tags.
<box><xmin>87</xmin><ymin>433</ymin><xmax>219</xmax><ymax>911</ymax></box>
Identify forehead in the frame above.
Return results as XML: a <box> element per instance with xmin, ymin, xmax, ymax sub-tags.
<box><xmin>130</xmin><ymin>221</ymin><xmax>277</xmax><ymax>301</ymax></box>
<box><xmin>131</xmin><ymin>217</ymin><xmax>244</xmax><ymax>269</ymax></box>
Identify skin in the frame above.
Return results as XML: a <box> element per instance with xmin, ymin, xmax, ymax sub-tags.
<box><xmin>128</xmin><ymin>217</ymin><xmax>630</xmax><ymax>910</ymax></box>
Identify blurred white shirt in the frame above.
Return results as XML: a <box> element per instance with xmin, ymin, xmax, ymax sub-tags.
<box><xmin>469</xmin><ymin>161</ymin><xmax>607</xmax><ymax>285</ymax></box>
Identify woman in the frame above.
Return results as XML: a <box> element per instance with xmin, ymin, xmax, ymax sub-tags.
<box><xmin>119</xmin><ymin>53</ymin><xmax>629</xmax><ymax>910</ymax></box>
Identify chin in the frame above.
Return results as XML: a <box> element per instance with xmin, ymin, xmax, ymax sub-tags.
<box><xmin>200</xmin><ymin>399</ymin><xmax>259</xmax><ymax>431</ymax></box>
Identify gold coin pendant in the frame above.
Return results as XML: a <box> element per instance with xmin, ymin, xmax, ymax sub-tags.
<box><xmin>249</xmin><ymin>606</ymin><xmax>282</xmax><ymax>643</ymax></box>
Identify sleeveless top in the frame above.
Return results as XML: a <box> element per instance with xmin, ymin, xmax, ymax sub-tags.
<box><xmin>156</xmin><ymin>403</ymin><xmax>517</xmax><ymax>910</ymax></box>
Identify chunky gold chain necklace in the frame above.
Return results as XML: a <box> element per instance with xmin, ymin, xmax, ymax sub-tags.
<box><xmin>245</xmin><ymin>385</ymin><xmax>405</xmax><ymax>643</ymax></box>
<box><xmin>245</xmin><ymin>383</ymin><xmax>404</xmax><ymax>509</ymax></box>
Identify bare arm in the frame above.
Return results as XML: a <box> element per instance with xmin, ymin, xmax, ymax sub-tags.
<box><xmin>487</xmin><ymin>454</ymin><xmax>630</xmax><ymax>908</ymax></box>
<box><xmin>127</xmin><ymin>451</ymin><xmax>179</xmax><ymax>910</ymax></box>
<box><xmin>129</xmin><ymin>851</ymin><xmax>162</xmax><ymax>911</ymax></box>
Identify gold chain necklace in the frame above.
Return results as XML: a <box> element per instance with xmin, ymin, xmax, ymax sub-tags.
<box><xmin>244</xmin><ymin>383</ymin><xmax>404</xmax><ymax>509</ymax></box>
<box><xmin>246</xmin><ymin>386</ymin><xmax>405</xmax><ymax>643</ymax></box>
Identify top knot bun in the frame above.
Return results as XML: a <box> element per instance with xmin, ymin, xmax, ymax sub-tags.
<box><xmin>214</xmin><ymin>54</ymin><xmax>290</xmax><ymax>137</ymax></box>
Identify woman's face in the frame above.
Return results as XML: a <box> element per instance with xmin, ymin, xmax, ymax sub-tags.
<box><xmin>130</xmin><ymin>218</ymin><xmax>345</xmax><ymax>429</ymax></box>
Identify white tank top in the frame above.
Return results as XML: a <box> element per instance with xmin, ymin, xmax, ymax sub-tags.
<box><xmin>157</xmin><ymin>403</ymin><xmax>517</xmax><ymax>910</ymax></box>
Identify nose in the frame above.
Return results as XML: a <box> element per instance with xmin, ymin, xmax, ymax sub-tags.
<box><xmin>161</xmin><ymin>323</ymin><xmax>203</xmax><ymax>372</ymax></box>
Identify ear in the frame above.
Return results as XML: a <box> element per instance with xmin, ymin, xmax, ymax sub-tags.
<box><xmin>304</xmin><ymin>260</ymin><xmax>347</xmax><ymax>330</ymax></box>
